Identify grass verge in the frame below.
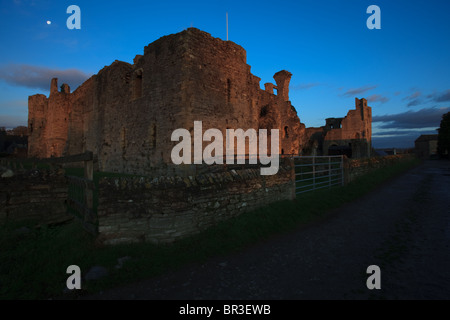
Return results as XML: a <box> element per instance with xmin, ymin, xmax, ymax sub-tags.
<box><xmin>0</xmin><ymin>157</ymin><xmax>421</xmax><ymax>299</ymax></box>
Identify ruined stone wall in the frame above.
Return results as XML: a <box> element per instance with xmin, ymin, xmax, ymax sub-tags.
<box><xmin>303</xmin><ymin>127</ymin><xmax>325</xmax><ymax>156</ymax></box>
<box><xmin>28</xmin><ymin>94</ymin><xmax>48</xmax><ymax>157</ymax></box>
<box><xmin>28</xmin><ymin>80</ymin><xmax>72</xmax><ymax>158</ymax></box>
<box><xmin>27</xmin><ymin>28</ymin><xmax>307</xmax><ymax>174</ymax></box>
<box><xmin>65</xmin><ymin>77</ymin><xmax>95</xmax><ymax>156</ymax></box>
<box><xmin>45</xmin><ymin>79</ymin><xmax>71</xmax><ymax>157</ymax></box>
<box><xmin>97</xmin><ymin>158</ymin><xmax>294</xmax><ymax>244</ymax></box>
<box><xmin>324</xmin><ymin>98</ymin><xmax>371</xmax><ymax>143</ymax></box>
<box><xmin>86</xmin><ymin>61</ymin><xmax>134</xmax><ymax>172</ymax></box>
<box><xmin>324</xmin><ymin>98</ymin><xmax>372</xmax><ymax>156</ymax></box>
<box><xmin>114</xmin><ymin>32</ymin><xmax>190</xmax><ymax>172</ymax></box>
<box><xmin>27</xmin><ymin>28</ymin><xmax>372</xmax><ymax>173</ymax></box>
<box><xmin>307</xmin><ymin>97</ymin><xmax>372</xmax><ymax>158</ymax></box>
<box><xmin>177</xmin><ymin>29</ymin><xmax>305</xmax><ymax>158</ymax></box>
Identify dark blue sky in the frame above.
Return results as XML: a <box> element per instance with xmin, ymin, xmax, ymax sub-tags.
<box><xmin>0</xmin><ymin>0</ymin><xmax>449</xmax><ymax>148</ymax></box>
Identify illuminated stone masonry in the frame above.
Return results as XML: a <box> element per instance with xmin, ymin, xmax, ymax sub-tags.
<box><xmin>304</xmin><ymin>98</ymin><xmax>372</xmax><ymax>158</ymax></box>
<box><xmin>28</xmin><ymin>28</ymin><xmax>372</xmax><ymax>176</ymax></box>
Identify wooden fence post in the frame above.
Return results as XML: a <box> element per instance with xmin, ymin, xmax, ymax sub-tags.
<box><xmin>290</xmin><ymin>157</ymin><xmax>296</xmax><ymax>200</ymax></box>
<box><xmin>84</xmin><ymin>151</ymin><xmax>94</xmax><ymax>224</ymax></box>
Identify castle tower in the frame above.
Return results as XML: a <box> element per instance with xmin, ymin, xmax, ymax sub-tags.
<box><xmin>273</xmin><ymin>70</ymin><xmax>292</xmax><ymax>102</ymax></box>
<box><xmin>50</xmin><ymin>78</ymin><xmax>58</xmax><ymax>96</ymax></box>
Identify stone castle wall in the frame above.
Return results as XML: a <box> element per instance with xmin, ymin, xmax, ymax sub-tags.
<box><xmin>304</xmin><ymin>98</ymin><xmax>372</xmax><ymax>158</ymax></box>
<box><xmin>28</xmin><ymin>28</ymin><xmax>307</xmax><ymax>175</ymax></box>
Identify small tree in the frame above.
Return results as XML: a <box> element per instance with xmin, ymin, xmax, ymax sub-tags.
<box><xmin>437</xmin><ymin>112</ymin><xmax>450</xmax><ymax>158</ymax></box>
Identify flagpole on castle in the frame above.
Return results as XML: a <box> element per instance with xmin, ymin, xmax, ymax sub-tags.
<box><xmin>226</xmin><ymin>12</ymin><xmax>229</xmax><ymax>41</ymax></box>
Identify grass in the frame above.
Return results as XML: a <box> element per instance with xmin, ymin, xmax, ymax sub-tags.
<box><xmin>0</xmin><ymin>157</ymin><xmax>421</xmax><ymax>299</ymax></box>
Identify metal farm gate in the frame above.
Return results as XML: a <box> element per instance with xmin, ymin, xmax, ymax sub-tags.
<box><xmin>293</xmin><ymin>156</ymin><xmax>344</xmax><ymax>195</ymax></box>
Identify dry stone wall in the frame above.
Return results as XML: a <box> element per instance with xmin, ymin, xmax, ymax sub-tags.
<box><xmin>344</xmin><ymin>154</ymin><xmax>415</xmax><ymax>183</ymax></box>
<box><xmin>97</xmin><ymin>159</ymin><xmax>295</xmax><ymax>244</ymax></box>
<box><xmin>0</xmin><ymin>169</ymin><xmax>71</xmax><ymax>225</ymax></box>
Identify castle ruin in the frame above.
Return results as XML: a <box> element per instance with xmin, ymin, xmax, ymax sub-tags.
<box><xmin>28</xmin><ymin>28</ymin><xmax>371</xmax><ymax>175</ymax></box>
<box><xmin>303</xmin><ymin>98</ymin><xmax>372</xmax><ymax>158</ymax></box>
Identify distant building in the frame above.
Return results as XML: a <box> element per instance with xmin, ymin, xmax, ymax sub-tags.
<box><xmin>415</xmin><ymin>134</ymin><xmax>438</xmax><ymax>159</ymax></box>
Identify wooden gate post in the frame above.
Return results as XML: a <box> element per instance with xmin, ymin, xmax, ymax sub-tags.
<box><xmin>84</xmin><ymin>151</ymin><xmax>94</xmax><ymax>224</ymax></box>
<box><xmin>290</xmin><ymin>157</ymin><xmax>296</xmax><ymax>200</ymax></box>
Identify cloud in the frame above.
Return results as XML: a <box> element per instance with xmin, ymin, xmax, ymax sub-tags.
<box><xmin>343</xmin><ymin>85</ymin><xmax>377</xmax><ymax>97</ymax></box>
<box><xmin>402</xmin><ymin>91</ymin><xmax>423</xmax><ymax>107</ymax></box>
<box><xmin>402</xmin><ymin>89</ymin><xmax>450</xmax><ymax>107</ymax></box>
<box><xmin>366</xmin><ymin>94</ymin><xmax>389</xmax><ymax>104</ymax></box>
<box><xmin>0</xmin><ymin>64</ymin><xmax>90</xmax><ymax>91</ymax></box>
<box><xmin>373</xmin><ymin>107</ymin><xmax>450</xmax><ymax>129</ymax></box>
<box><xmin>372</xmin><ymin>124</ymin><xmax>439</xmax><ymax>148</ymax></box>
<box><xmin>406</xmin><ymin>98</ymin><xmax>423</xmax><ymax>107</ymax></box>
<box><xmin>429</xmin><ymin>89</ymin><xmax>450</xmax><ymax>103</ymax></box>
<box><xmin>403</xmin><ymin>91</ymin><xmax>421</xmax><ymax>100</ymax></box>
<box><xmin>291</xmin><ymin>83</ymin><xmax>320</xmax><ymax>91</ymax></box>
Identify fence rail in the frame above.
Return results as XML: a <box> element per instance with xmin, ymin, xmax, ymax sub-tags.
<box><xmin>293</xmin><ymin>155</ymin><xmax>344</xmax><ymax>195</ymax></box>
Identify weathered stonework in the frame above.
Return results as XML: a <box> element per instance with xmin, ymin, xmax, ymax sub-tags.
<box><xmin>28</xmin><ymin>28</ymin><xmax>307</xmax><ymax>175</ymax></box>
<box><xmin>0</xmin><ymin>169</ymin><xmax>71</xmax><ymax>225</ymax></box>
<box><xmin>23</xmin><ymin>28</ymin><xmax>375</xmax><ymax>244</ymax></box>
<box><xmin>97</xmin><ymin>159</ymin><xmax>294</xmax><ymax>244</ymax></box>
<box><xmin>28</xmin><ymin>27</ymin><xmax>372</xmax><ymax>178</ymax></box>
<box><xmin>304</xmin><ymin>98</ymin><xmax>372</xmax><ymax>158</ymax></box>
<box><xmin>344</xmin><ymin>154</ymin><xmax>414</xmax><ymax>183</ymax></box>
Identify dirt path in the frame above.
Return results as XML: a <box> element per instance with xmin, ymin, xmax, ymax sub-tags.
<box><xmin>87</xmin><ymin>160</ymin><xmax>450</xmax><ymax>300</ymax></box>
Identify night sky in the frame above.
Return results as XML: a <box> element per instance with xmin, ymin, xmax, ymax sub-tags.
<box><xmin>0</xmin><ymin>0</ymin><xmax>449</xmax><ymax>148</ymax></box>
